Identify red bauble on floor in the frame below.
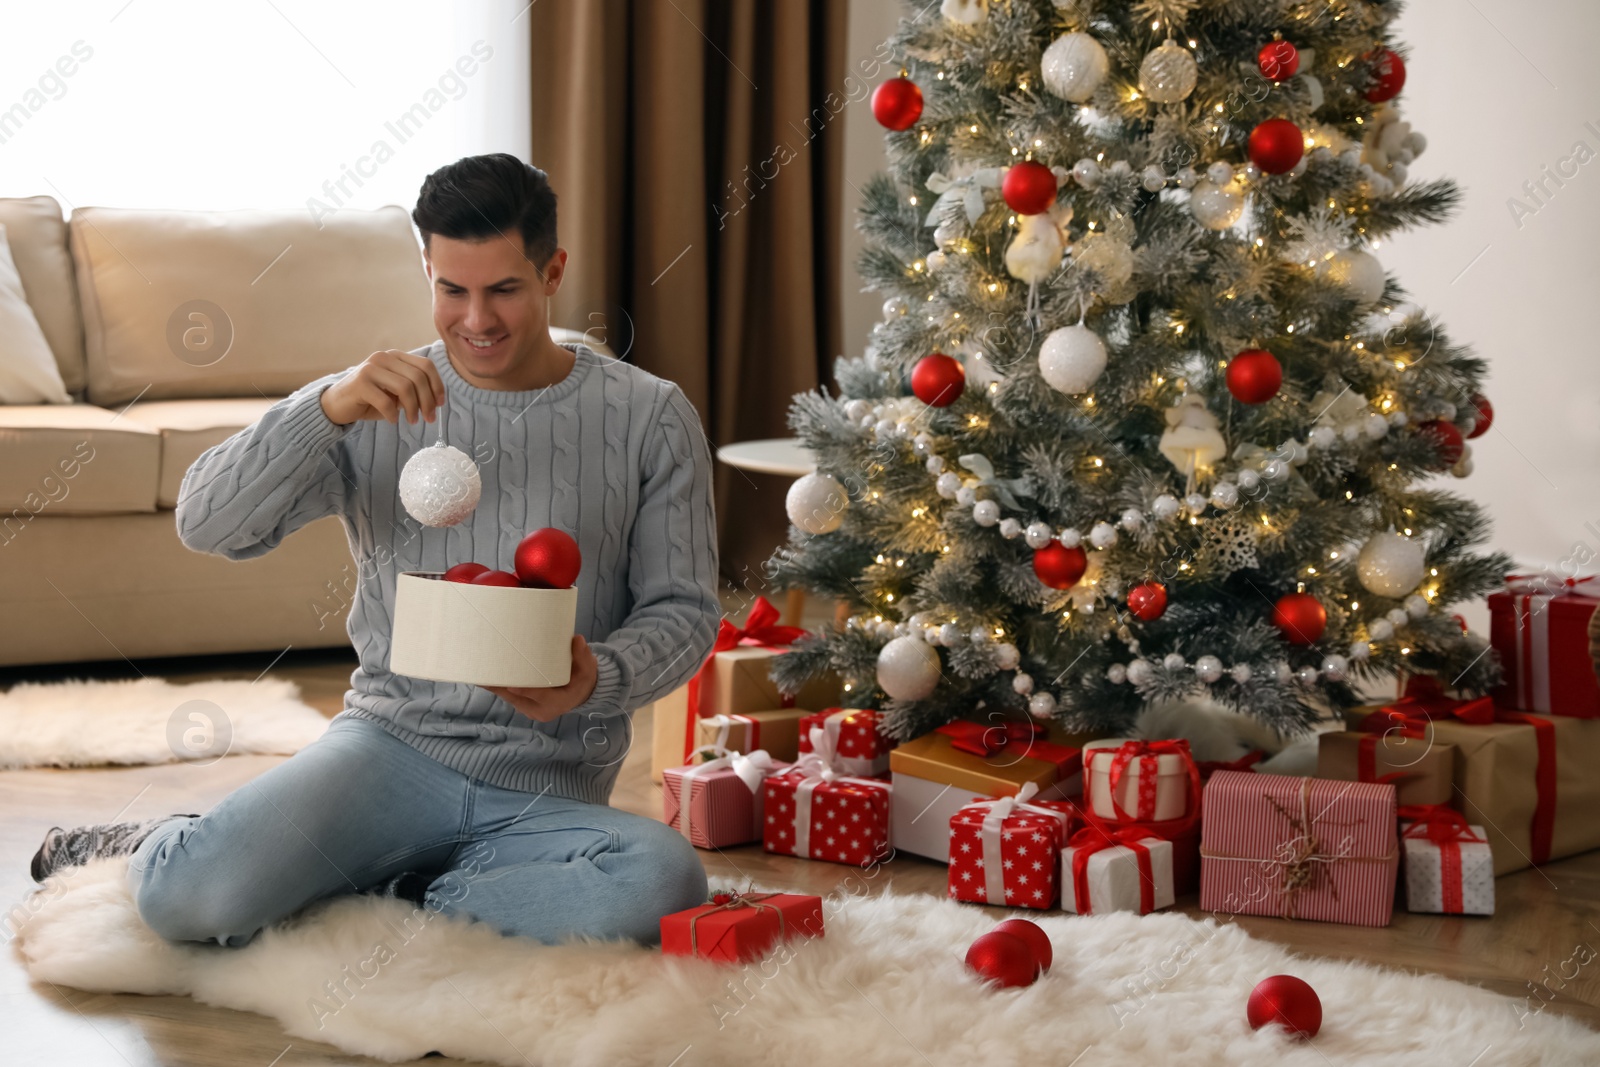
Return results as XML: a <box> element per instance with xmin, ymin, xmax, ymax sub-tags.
<box><xmin>911</xmin><ymin>353</ymin><xmax>966</xmax><ymax>407</ymax></box>
<box><xmin>1034</xmin><ymin>542</ymin><xmax>1088</xmax><ymax>589</ymax></box>
<box><xmin>993</xmin><ymin>918</ymin><xmax>1052</xmax><ymax>973</ymax></box>
<box><xmin>1127</xmin><ymin>581</ymin><xmax>1168</xmax><ymax>621</ymax></box>
<box><xmin>1226</xmin><ymin>349</ymin><xmax>1283</xmax><ymax>404</ymax></box>
<box><xmin>871</xmin><ymin>76</ymin><xmax>923</xmax><ymax>131</ymax></box>
<box><xmin>1272</xmin><ymin>592</ymin><xmax>1327</xmax><ymax>645</ymax></box>
<box><xmin>1002</xmin><ymin>160</ymin><xmax>1058</xmax><ymax>215</ymax></box>
<box><xmin>1248</xmin><ymin>119</ymin><xmax>1304</xmax><ymax>175</ymax></box>
<box><xmin>965</xmin><ymin>930</ymin><xmax>1040</xmax><ymax>988</ymax></box>
<box><xmin>1247</xmin><ymin>974</ymin><xmax>1323</xmax><ymax>1038</ymax></box>
<box><xmin>514</xmin><ymin>528</ymin><xmax>583</xmax><ymax>589</ymax></box>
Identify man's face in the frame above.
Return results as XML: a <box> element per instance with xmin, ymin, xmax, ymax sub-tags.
<box><xmin>424</xmin><ymin>233</ymin><xmax>565</xmax><ymax>384</ymax></box>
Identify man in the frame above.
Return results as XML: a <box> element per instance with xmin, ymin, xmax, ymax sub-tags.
<box><xmin>30</xmin><ymin>153</ymin><xmax>721</xmax><ymax>948</ymax></box>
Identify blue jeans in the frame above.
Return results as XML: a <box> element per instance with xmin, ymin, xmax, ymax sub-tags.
<box><xmin>125</xmin><ymin>715</ymin><xmax>708</xmax><ymax>948</ymax></box>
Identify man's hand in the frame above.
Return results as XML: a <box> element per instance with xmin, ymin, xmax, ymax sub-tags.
<box><xmin>321</xmin><ymin>349</ymin><xmax>447</xmax><ymax>427</ymax></box>
<box><xmin>481</xmin><ymin>635</ymin><xmax>599</xmax><ymax>723</ymax></box>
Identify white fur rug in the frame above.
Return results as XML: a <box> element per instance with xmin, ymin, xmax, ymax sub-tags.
<box><xmin>11</xmin><ymin>859</ymin><xmax>1596</xmax><ymax>1066</ymax></box>
<box><xmin>0</xmin><ymin>677</ymin><xmax>328</xmax><ymax>769</ymax></box>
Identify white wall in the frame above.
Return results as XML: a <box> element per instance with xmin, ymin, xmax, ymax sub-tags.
<box><xmin>840</xmin><ymin>0</ymin><xmax>1600</xmax><ymax>625</ymax></box>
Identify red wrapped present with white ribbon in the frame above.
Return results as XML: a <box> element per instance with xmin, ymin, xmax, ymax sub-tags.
<box><xmin>1399</xmin><ymin>805</ymin><xmax>1495</xmax><ymax>916</ymax></box>
<box><xmin>1083</xmin><ymin>738</ymin><xmax>1201</xmax><ymax>824</ymax></box>
<box><xmin>797</xmin><ymin>707</ymin><xmax>897</xmax><ymax>777</ymax></box>
<box><xmin>663</xmin><ymin>747</ymin><xmax>787</xmax><ymax>850</ymax></box>
<box><xmin>1488</xmin><ymin>573</ymin><xmax>1600</xmax><ymax>717</ymax></box>
<box><xmin>947</xmin><ymin>782</ymin><xmax>1076</xmax><ymax>909</ymax></box>
<box><xmin>763</xmin><ymin>725</ymin><xmax>891</xmax><ymax>867</ymax></box>
<box><xmin>1060</xmin><ymin>822</ymin><xmax>1176</xmax><ymax>915</ymax></box>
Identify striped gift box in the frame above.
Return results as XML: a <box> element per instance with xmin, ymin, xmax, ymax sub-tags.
<box><xmin>1199</xmin><ymin>771</ymin><xmax>1398</xmax><ymax>927</ymax></box>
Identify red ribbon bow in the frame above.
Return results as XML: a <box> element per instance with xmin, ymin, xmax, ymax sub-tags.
<box><xmin>1067</xmin><ymin>819</ymin><xmax>1166</xmax><ymax>914</ymax></box>
<box><xmin>1196</xmin><ymin>749</ymin><xmax>1264</xmax><ymax>781</ymax></box>
<box><xmin>934</xmin><ymin>720</ymin><xmax>1083</xmax><ymax>777</ymax></box>
<box><xmin>1105</xmin><ymin>739</ymin><xmax>1202</xmax><ymax>825</ymax></box>
<box><xmin>683</xmin><ymin>596</ymin><xmax>808</xmax><ymax>759</ymax></box>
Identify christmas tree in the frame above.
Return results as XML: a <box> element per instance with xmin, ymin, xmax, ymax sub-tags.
<box><xmin>768</xmin><ymin>0</ymin><xmax>1509</xmax><ymax>740</ymax></box>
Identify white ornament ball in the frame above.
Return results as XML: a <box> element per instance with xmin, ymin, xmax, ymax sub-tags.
<box><xmin>973</xmin><ymin>499</ymin><xmax>1001</xmax><ymax>526</ymax></box>
<box><xmin>1184</xmin><ymin>493</ymin><xmax>1209</xmax><ymax>516</ymax></box>
<box><xmin>1163</xmin><ymin>652</ymin><xmax>1187</xmax><ymax>670</ymax></box>
<box><xmin>1028</xmin><ymin>691</ymin><xmax>1058</xmax><ymax>719</ymax></box>
<box><xmin>1139</xmin><ymin>39</ymin><xmax>1198</xmax><ymax>103</ymax></box>
<box><xmin>1211</xmin><ymin>482</ymin><xmax>1240</xmax><ymax>509</ymax></box>
<box><xmin>1072</xmin><ymin>158</ymin><xmax>1102</xmax><ymax>188</ymax></box>
<box><xmin>926</xmin><ymin>454</ymin><xmax>945</xmax><ymax>474</ymax></box>
<box><xmin>1452</xmin><ymin>454</ymin><xmax>1475</xmax><ymax>478</ymax></box>
<box><xmin>1126</xmin><ymin>658</ymin><xmax>1154</xmax><ymax>686</ymax></box>
<box><xmin>939</xmin><ymin>622</ymin><xmax>964</xmax><ymax>646</ymax></box>
<box><xmin>1152</xmin><ymin>494</ymin><xmax>1180</xmax><ymax>519</ymax></box>
<box><xmin>1368</xmin><ymin>618</ymin><xmax>1395</xmax><ymax>641</ymax></box>
<box><xmin>1322</xmin><ymin>654</ymin><xmax>1349</xmax><ymax>682</ymax></box>
<box><xmin>1190</xmin><ymin>180</ymin><xmax>1244</xmax><ymax>230</ymax></box>
<box><xmin>995</xmin><ymin>642</ymin><xmax>1020</xmax><ymax>669</ymax></box>
<box><xmin>1364</xmin><ymin>414</ymin><xmax>1390</xmax><ymax>440</ymax></box>
<box><xmin>969</xmin><ymin>626</ymin><xmax>991</xmax><ymax>645</ymax></box>
<box><xmin>1274</xmin><ymin>662</ymin><xmax>1293</xmax><ymax>686</ymax></box>
<box><xmin>1319</xmin><ymin>249</ymin><xmax>1386</xmax><ymax>304</ymax></box>
<box><xmin>1263</xmin><ymin>458</ymin><xmax>1289</xmax><ymax>482</ymax></box>
<box><xmin>1089</xmin><ymin>521</ymin><xmax>1117</xmax><ymax>548</ymax></box>
<box><xmin>999</xmin><ymin>517</ymin><xmax>1024</xmax><ymax>539</ymax></box>
<box><xmin>1058</xmin><ymin>527</ymin><xmax>1082</xmax><ymax>548</ymax></box>
<box><xmin>876</xmin><ymin>636</ymin><xmax>942</xmax><ymax>701</ymax></box>
<box><xmin>1309</xmin><ymin>425</ymin><xmax>1337</xmax><ymax>449</ymax></box>
<box><xmin>1296</xmin><ymin>665</ymin><xmax>1320</xmax><ymax>686</ymax></box>
<box><xmin>1039</xmin><ymin>324</ymin><xmax>1108</xmax><ymax>395</ymax></box>
<box><xmin>845</xmin><ymin>399</ymin><xmax>871</xmax><ymax>422</ymax></box>
<box><xmin>1025</xmin><ymin>521</ymin><xmax>1055</xmax><ymax>549</ymax></box>
<box><xmin>786</xmin><ymin>472</ymin><xmax>849</xmax><ymax>534</ymax></box>
<box><xmin>400</xmin><ymin>442</ymin><xmax>482</xmax><ymax>527</ymax></box>
<box><xmin>1386</xmin><ymin>607</ymin><xmax>1411</xmax><ymax>627</ymax></box>
<box><xmin>956</xmin><ymin>485</ymin><xmax>978</xmax><ymax>507</ymax></box>
<box><xmin>1041</xmin><ymin>31</ymin><xmax>1110</xmax><ymax>103</ymax></box>
<box><xmin>1356</xmin><ymin>531</ymin><xmax>1427</xmax><ymax>598</ymax></box>
<box><xmin>1013</xmin><ymin>671</ymin><xmax>1034</xmax><ymax>695</ymax></box>
<box><xmin>1405</xmin><ymin>593</ymin><xmax>1431</xmax><ymax>619</ymax></box>
<box><xmin>1176</xmin><ymin>167</ymin><xmax>1199</xmax><ymax>189</ymax></box>
<box><xmin>1207</xmin><ymin>162</ymin><xmax>1235</xmax><ymax>186</ymax></box>
<box><xmin>925</xmin><ymin>250</ymin><xmax>947</xmax><ymax>274</ymax></box>
<box><xmin>936</xmin><ymin>472</ymin><xmax>963</xmax><ymax>498</ymax></box>
<box><xmin>1237</xmin><ymin>469</ymin><xmax>1261</xmax><ymax>491</ymax></box>
<box><xmin>1230</xmin><ymin>663</ymin><xmax>1254</xmax><ymax>684</ymax></box>
<box><xmin>882</xmin><ymin>296</ymin><xmax>909</xmax><ymax>321</ymax></box>
<box><xmin>1107</xmin><ymin>663</ymin><xmax>1128</xmax><ymax>684</ymax></box>
<box><xmin>1120</xmin><ymin>508</ymin><xmax>1144</xmax><ymax>531</ymax></box>
<box><xmin>1142</xmin><ymin>165</ymin><xmax>1167</xmax><ymax>192</ymax></box>
<box><xmin>1195</xmin><ymin>655</ymin><xmax>1224</xmax><ymax>683</ymax></box>
<box><xmin>1350</xmin><ymin>640</ymin><xmax>1371</xmax><ymax>661</ymax></box>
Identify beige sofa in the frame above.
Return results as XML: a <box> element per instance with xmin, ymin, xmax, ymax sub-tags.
<box><xmin>0</xmin><ymin>195</ymin><xmax>605</xmax><ymax>668</ymax></box>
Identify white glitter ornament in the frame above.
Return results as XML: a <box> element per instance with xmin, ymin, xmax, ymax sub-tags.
<box><xmin>1038</xmin><ymin>323</ymin><xmax>1108</xmax><ymax>394</ymax></box>
<box><xmin>1028</xmin><ymin>691</ymin><xmax>1057</xmax><ymax>718</ymax></box>
<box><xmin>400</xmin><ymin>416</ymin><xmax>482</xmax><ymax>527</ymax></box>
<box><xmin>1357</xmin><ymin>530</ymin><xmax>1427</xmax><ymax>598</ymax></box>
<box><xmin>786</xmin><ymin>472</ymin><xmax>849</xmax><ymax>534</ymax></box>
<box><xmin>1190</xmin><ymin>180</ymin><xmax>1244</xmax><ymax>230</ymax></box>
<box><xmin>1041</xmin><ymin>31</ymin><xmax>1109</xmax><ymax>103</ymax></box>
<box><xmin>876</xmin><ymin>636</ymin><xmax>942</xmax><ymax>701</ymax></box>
<box><xmin>973</xmin><ymin>499</ymin><xmax>1001</xmax><ymax>526</ymax></box>
<box><xmin>1139</xmin><ymin>39</ymin><xmax>1198</xmax><ymax>104</ymax></box>
<box><xmin>1318</xmin><ymin>248</ymin><xmax>1386</xmax><ymax>304</ymax></box>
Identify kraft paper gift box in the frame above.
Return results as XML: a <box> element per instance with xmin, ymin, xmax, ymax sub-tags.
<box><xmin>662</xmin><ymin>751</ymin><xmax>786</xmax><ymax>850</ymax></box>
<box><xmin>947</xmin><ymin>785</ymin><xmax>1076</xmax><ymax>909</ymax></box>
<box><xmin>888</xmin><ymin>720</ymin><xmax>1085</xmax><ymax>864</ymax></box>
<box><xmin>1199</xmin><ymin>771</ymin><xmax>1398</xmax><ymax>927</ymax></box>
<box><xmin>1060</xmin><ymin>826</ymin><xmax>1176</xmax><ymax>915</ymax></box>
<box><xmin>1082</xmin><ymin>738</ymin><xmax>1201</xmax><ymax>824</ymax></box>
<box><xmin>659</xmin><ymin>892</ymin><xmax>824</xmax><ymax>963</ymax></box>
<box><xmin>1488</xmin><ymin>573</ymin><xmax>1600</xmax><ymax>718</ymax></box>
<box><xmin>1400</xmin><ymin>810</ymin><xmax>1495</xmax><ymax>916</ymax></box>
<box><xmin>1316</xmin><ymin>729</ymin><xmax>1455</xmax><ymax>806</ymax></box>
<box><xmin>693</xmin><ymin>709</ymin><xmax>809</xmax><ymax>764</ymax></box>
<box><xmin>796</xmin><ymin>708</ymin><xmax>896</xmax><ymax>777</ymax></box>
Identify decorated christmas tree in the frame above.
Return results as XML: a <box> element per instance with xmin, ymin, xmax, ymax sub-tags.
<box><xmin>768</xmin><ymin>0</ymin><xmax>1509</xmax><ymax>741</ymax></box>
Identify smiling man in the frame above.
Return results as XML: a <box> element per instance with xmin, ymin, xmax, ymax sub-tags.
<box><xmin>30</xmin><ymin>154</ymin><xmax>722</xmax><ymax>950</ymax></box>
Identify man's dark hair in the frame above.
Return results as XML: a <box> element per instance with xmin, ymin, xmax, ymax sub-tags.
<box><xmin>412</xmin><ymin>153</ymin><xmax>558</xmax><ymax>268</ymax></box>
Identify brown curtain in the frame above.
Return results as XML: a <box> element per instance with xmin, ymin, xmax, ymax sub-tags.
<box><xmin>528</xmin><ymin>0</ymin><xmax>848</xmax><ymax>590</ymax></box>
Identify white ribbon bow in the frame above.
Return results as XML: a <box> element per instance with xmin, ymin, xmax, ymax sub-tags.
<box><xmin>958</xmin><ymin>453</ymin><xmax>1032</xmax><ymax>510</ymax></box>
<box><xmin>674</xmin><ymin>746</ymin><xmax>784</xmax><ymax>843</ymax></box>
<box><xmin>787</xmin><ymin>726</ymin><xmax>891</xmax><ymax>859</ymax></box>
<box><xmin>965</xmin><ymin>781</ymin><xmax>1071</xmax><ymax>905</ymax></box>
<box><xmin>925</xmin><ymin>167</ymin><xmax>1003</xmax><ymax>228</ymax></box>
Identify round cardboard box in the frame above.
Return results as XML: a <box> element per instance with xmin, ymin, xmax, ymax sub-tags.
<box><xmin>389</xmin><ymin>571</ymin><xmax>577</xmax><ymax>687</ymax></box>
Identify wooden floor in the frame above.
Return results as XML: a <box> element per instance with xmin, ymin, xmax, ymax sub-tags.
<box><xmin>5</xmin><ymin>592</ymin><xmax>1600</xmax><ymax>1065</ymax></box>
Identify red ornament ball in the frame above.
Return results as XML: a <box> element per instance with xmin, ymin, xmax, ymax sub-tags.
<box><xmin>1363</xmin><ymin>48</ymin><xmax>1406</xmax><ymax>102</ymax></box>
<box><xmin>911</xmin><ymin>352</ymin><xmax>966</xmax><ymax>407</ymax></box>
<box><xmin>1258</xmin><ymin>40</ymin><xmax>1300</xmax><ymax>82</ymax></box>
<box><xmin>444</xmin><ymin>562</ymin><xmax>489</xmax><ymax>583</ymax></box>
<box><xmin>965</xmin><ymin>930</ymin><xmax>1040</xmax><ymax>988</ymax></box>
<box><xmin>1247</xmin><ymin>974</ymin><xmax>1323</xmax><ymax>1038</ymax></box>
<box><xmin>993</xmin><ymin>918</ymin><xmax>1052</xmax><ymax>973</ymax></box>
<box><xmin>1226</xmin><ymin>349</ymin><xmax>1284</xmax><ymax>404</ymax></box>
<box><xmin>1467</xmin><ymin>393</ymin><xmax>1494</xmax><ymax>439</ymax></box>
<box><xmin>514</xmin><ymin>528</ymin><xmax>583</xmax><ymax>589</ymax></box>
<box><xmin>1128</xmin><ymin>581</ymin><xmax>1169</xmax><ymax>621</ymax></box>
<box><xmin>871</xmin><ymin>77</ymin><xmax>923</xmax><ymax>131</ymax></box>
<box><xmin>1418</xmin><ymin>419</ymin><xmax>1465</xmax><ymax>469</ymax></box>
<box><xmin>1273</xmin><ymin>593</ymin><xmax>1327</xmax><ymax>645</ymax></box>
<box><xmin>470</xmin><ymin>569</ymin><xmax>522</xmax><ymax>588</ymax></box>
<box><xmin>1034</xmin><ymin>542</ymin><xmax>1088</xmax><ymax>590</ymax></box>
<box><xmin>1248</xmin><ymin>118</ymin><xmax>1305</xmax><ymax>175</ymax></box>
<box><xmin>1002</xmin><ymin>160</ymin><xmax>1058</xmax><ymax>216</ymax></box>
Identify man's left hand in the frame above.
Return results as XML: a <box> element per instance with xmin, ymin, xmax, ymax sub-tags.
<box><xmin>482</xmin><ymin>634</ymin><xmax>599</xmax><ymax>723</ymax></box>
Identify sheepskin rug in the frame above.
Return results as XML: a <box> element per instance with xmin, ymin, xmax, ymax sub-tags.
<box><xmin>11</xmin><ymin>858</ymin><xmax>1597</xmax><ymax>1066</ymax></box>
<box><xmin>0</xmin><ymin>677</ymin><xmax>327</xmax><ymax>769</ymax></box>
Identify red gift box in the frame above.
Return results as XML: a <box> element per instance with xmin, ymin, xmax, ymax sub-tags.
<box><xmin>659</xmin><ymin>892</ymin><xmax>824</xmax><ymax>963</ymax></box>
<box><xmin>763</xmin><ymin>770</ymin><xmax>891</xmax><ymax>867</ymax></box>
<box><xmin>663</xmin><ymin>750</ymin><xmax>787</xmax><ymax>849</ymax></box>
<box><xmin>797</xmin><ymin>708</ymin><xmax>897</xmax><ymax>776</ymax></box>
<box><xmin>947</xmin><ymin>783</ymin><xmax>1075</xmax><ymax>909</ymax></box>
<box><xmin>1199</xmin><ymin>771</ymin><xmax>1398</xmax><ymax>926</ymax></box>
<box><xmin>1488</xmin><ymin>574</ymin><xmax>1600</xmax><ymax>717</ymax></box>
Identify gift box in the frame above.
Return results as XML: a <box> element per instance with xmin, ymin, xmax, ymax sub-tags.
<box><xmin>390</xmin><ymin>573</ymin><xmax>577</xmax><ymax>687</ymax></box>
<box><xmin>1061</xmin><ymin>825</ymin><xmax>1176</xmax><ymax>915</ymax></box>
<box><xmin>947</xmin><ymin>783</ymin><xmax>1076</xmax><ymax>909</ymax></box>
<box><xmin>889</xmin><ymin>720</ymin><xmax>1085</xmax><ymax>864</ymax></box>
<box><xmin>1488</xmin><ymin>574</ymin><xmax>1600</xmax><ymax>717</ymax></box>
<box><xmin>1199</xmin><ymin>771</ymin><xmax>1398</xmax><ymax>926</ymax></box>
<box><xmin>659</xmin><ymin>892</ymin><xmax>824</xmax><ymax>963</ymax></box>
<box><xmin>649</xmin><ymin>596</ymin><xmax>842</xmax><ymax>782</ymax></box>
<box><xmin>662</xmin><ymin>750</ymin><xmax>786</xmax><ymax>850</ymax></box>
<box><xmin>1400</xmin><ymin>807</ymin><xmax>1495</xmax><ymax>916</ymax></box>
<box><xmin>693</xmin><ymin>709</ymin><xmax>809</xmax><ymax>764</ymax></box>
<box><xmin>763</xmin><ymin>733</ymin><xmax>892</xmax><ymax>867</ymax></box>
<box><xmin>797</xmin><ymin>708</ymin><xmax>896</xmax><ymax>777</ymax></box>
<box><xmin>1316</xmin><ymin>729</ymin><xmax>1455</xmax><ymax>806</ymax></box>
<box><xmin>1083</xmin><ymin>738</ymin><xmax>1200</xmax><ymax>824</ymax></box>
<box><xmin>1347</xmin><ymin>679</ymin><xmax>1600</xmax><ymax>875</ymax></box>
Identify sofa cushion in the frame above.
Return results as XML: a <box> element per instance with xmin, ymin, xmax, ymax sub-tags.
<box><xmin>0</xmin><ymin>404</ymin><xmax>160</xmax><ymax>517</ymax></box>
<box><xmin>0</xmin><ymin>223</ymin><xmax>71</xmax><ymax>404</ymax></box>
<box><xmin>0</xmin><ymin>196</ymin><xmax>86</xmax><ymax>397</ymax></box>
<box><xmin>120</xmin><ymin>397</ymin><xmax>286</xmax><ymax>508</ymax></box>
<box><xmin>71</xmin><ymin>204</ymin><xmax>436</xmax><ymax>407</ymax></box>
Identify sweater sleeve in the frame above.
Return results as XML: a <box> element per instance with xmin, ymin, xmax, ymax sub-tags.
<box><xmin>569</xmin><ymin>381</ymin><xmax>722</xmax><ymax>720</ymax></box>
<box><xmin>174</xmin><ymin>369</ymin><xmax>357</xmax><ymax>561</ymax></box>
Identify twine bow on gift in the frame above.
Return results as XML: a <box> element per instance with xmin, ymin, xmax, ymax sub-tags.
<box><xmin>1105</xmin><ymin>739</ymin><xmax>1202</xmax><ymax>824</ymax></box>
<box><xmin>671</xmin><ymin>746</ymin><xmax>785</xmax><ymax>844</ymax></box>
<box><xmin>687</xmin><ymin>890</ymin><xmax>788</xmax><ymax>957</ymax></box>
<box><xmin>964</xmin><ymin>781</ymin><xmax>1073</xmax><ymax>905</ymax></box>
<box><xmin>1066</xmin><ymin>819</ymin><xmax>1165</xmax><ymax>915</ymax></box>
<box><xmin>683</xmin><ymin>596</ymin><xmax>809</xmax><ymax>758</ymax></box>
<box><xmin>784</xmin><ymin>726</ymin><xmax>891</xmax><ymax>860</ymax></box>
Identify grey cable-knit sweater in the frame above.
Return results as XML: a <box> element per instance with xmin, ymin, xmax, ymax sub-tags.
<box><xmin>174</xmin><ymin>340</ymin><xmax>722</xmax><ymax>804</ymax></box>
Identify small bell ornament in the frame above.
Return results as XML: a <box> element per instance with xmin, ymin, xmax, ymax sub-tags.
<box><xmin>399</xmin><ymin>404</ymin><xmax>481</xmax><ymax>527</ymax></box>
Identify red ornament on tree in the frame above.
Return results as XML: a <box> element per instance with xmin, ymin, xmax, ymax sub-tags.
<box><xmin>1248</xmin><ymin>119</ymin><xmax>1305</xmax><ymax>175</ymax></box>
<box><xmin>1226</xmin><ymin>349</ymin><xmax>1284</xmax><ymax>404</ymax></box>
<box><xmin>1002</xmin><ymin>160</ymin><xmax>1058</xmax><ymax>216</ymax></box>
<box><xmin>444</xmin><ymin>562</ymin><xmax>489</xmax><ymax>584</ymax></box>
<box><xmin>1363</xmin><ymin>48</ymin><xmax>1406</xmax><ymax>102</ymax></box>
<box><xmin>1034</xmin><ymin>542</ymin><xmax>1088</xmax><ymax>589</ymax></box>
<box><xmin>1128</xmin><ymin>581</ymin><xmax>1168</xmax><ymax>621</ymax></box>
<box><xmin>871</xmin><ymin>77</ymin><xmax>923</xmax><ymax>131</ymax></box>
<box><xmin>1467</xmin><ymin>393</ymin><xmax>1493</xmax><ymax>438</ymax></box>
<box><xmin>1418</xmin><ymin>419</ymin><xmax>1465</xmax><ymax>469</ymax></box>
<box><xmin>911</xmin><ymin>353</ymin><xmax>966</xmax><ymax>407</ymax></box>
<box><xmin>993</xmin><ymin>918</ymin><xmax>1052</xmax><ymax>973</ymax></box>
<box><xmin>1258</xmin><ymin>40</ymin><xmax>1300</xmax><ymax>82</ymax></box>
<box><xmin>470</xmin><ymin>570</ymin><xmax>522</xmax><ymax>588</ymax></box>
<box><xmin>514</xmin><ymin>528</ymin><xmax>583</xmax><ymax>588</ymax></box>
<box><xmin>965</xmin><ymin>930</ymin><xmax>1040</xmax><ymax>988</ymax></box>
<box><xmin>1247</xmin><ymin>974</ymin><xmax>1323</xmax><ymax>1038</ymax></box>
<box><xmin>1272</xmin><ymin>593</ymin><xmax>1327</xmax><ymax>645</ymax></box>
